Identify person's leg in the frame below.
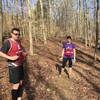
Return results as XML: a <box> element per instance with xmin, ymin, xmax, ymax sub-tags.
<box><xmin>58</xmin><ymin>58</ymin><xmax>67</xmax><ymax>77</ymax></box>
<box><xmin>17</xmin><ymin>66</ymin><xmax>24</xmax><ymax>100</ymax></box>
<box><xmin>62</xmin><ymin>57</ymin><xmax>67</xmax><ymax>68</ymax></box>
<box><xmin>17</xmin><ymin>80</ymin><xmax>24</xmax><ymax>100</ymax></box>
<box><xmin>9</xmin><ymin>67</ymin><xmax>20</xmax><ymax>100</ymax></box>
<box><xmin>58</xmin><ymin>57</ymin><xmax>67</xmax><ymax>77</ymax></box>
<box><xmin>68</xmin><ymin>58</ymin><xmax>73</xmax><ymax>77</ymax></box>
<box><xmin>11</xmin><ymin>83</ymin><xmax>20</xmax><ymax>100</ymax></box>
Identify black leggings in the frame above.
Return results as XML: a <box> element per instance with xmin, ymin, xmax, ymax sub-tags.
<box><xmin>62</xmin><ymin>57</ymin><xmax>72</xmax><ymax>68</ymax></box>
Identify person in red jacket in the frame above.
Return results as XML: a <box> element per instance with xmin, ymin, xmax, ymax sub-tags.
<box><xmin>0</xmin><ymin>28</ymin><xmax>27</xmax><ymax>100</ymax></box>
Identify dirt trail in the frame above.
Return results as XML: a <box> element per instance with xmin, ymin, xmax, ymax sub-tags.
<box><xmin>0</xmin><ymin>38</ymin><xmax>100</xmax><ymax>100</ymax></box>
<box><xmin>24</xmin><ymin>38</ymin><xmax>100</xmax><ymax>100</ymax></box>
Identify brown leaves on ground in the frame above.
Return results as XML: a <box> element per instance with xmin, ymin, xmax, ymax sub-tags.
<box><xmin>0</xmin><ymin>37</ymin><xmax>100</xmax><ymax>100</ymax></box>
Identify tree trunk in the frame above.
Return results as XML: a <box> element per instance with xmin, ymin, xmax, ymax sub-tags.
<box><xmin>49</xmin><ymin>0</ymin><xmax>53</xmax><ymax>35</ymax></box>
<box><xmin>29</xmin><ymin>21</ymin><xmax>34</xmax><ymax>56</ymax></box>
<box><xmin>27</xmin><ymin>0</ymin><xmax>34</xmax><ymax>56</ymax></box>
<box><xmin>94</xmin><ymin>0</ymin><xmax>99</xmax><ymax>61</ymax></box>
<box><xmin>40</xmin><ymin>0</ymin><xmax>47</xmax><ymax>44</ymax></box>
<box><xmin>79</xmin><ymin>0</ymin><xmax>83</xmax><ymax>38</ymax></box>
<box><xmin>0</xmin><ymin>0</ymin><xmax>3</xmax><ymax>45</ymax></box>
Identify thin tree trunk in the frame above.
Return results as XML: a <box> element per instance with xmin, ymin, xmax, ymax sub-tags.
<box><xmin>94</xmin><ymin>0</ymin><xmax>99</xmax><ymax>61</ymax></box>
<box><xmin>0</xmin><ymin>0</ymin><xmax>3</xmax><ymax>45</ymax></box>
<box><xmin>40</xmin><ymin>0</ymin><xmax>47</xmax><ymax>44</ymax></box>
<box><xmin>49</xmin><ymin>0</ymin><xmax>53</xmax><ymax>35</ymax></box>
<box><xmin>29</xmin><ymin>21</ymin><xmax>34</xmax><ymax>55</ymax></box>
<box><xmin>79</xmin><ymin>0</ymin><xmax>83</xmax><ymax>38</ymax></box>
<box><xmin>83</xmin><ymin>0</ymin><xmax>88</xmax><ymax>48</ymax></box>
<box><xmin>27</xmin><ymin>0</ymin><xmax>34</xmax><ymax>56</ymax></box>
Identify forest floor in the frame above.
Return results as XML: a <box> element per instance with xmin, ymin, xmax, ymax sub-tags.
<box><xmin>0</xmin><ymin>37</ymin><xmax>100</xmax><ymax>100</ymax></box>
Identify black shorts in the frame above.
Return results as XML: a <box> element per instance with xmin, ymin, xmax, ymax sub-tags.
<box><xmin>62</xmin><ymin>57</ymin><xmax>73</xmax><ymax>68</ymax></box>
<box><xmin>8</xmin><ymin>65</ymin><xmax>24</xmax><ymax>84</ymax></box>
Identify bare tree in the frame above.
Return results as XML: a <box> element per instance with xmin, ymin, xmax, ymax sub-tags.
<box><xmin>26</xmin><ymin>0</ymin><xmax>34</xmax><ymax>56</ymax></box>
<box><xmin>40</xmin><ymin>0</ymin><xmax>47</xmax><ymax>44</ymax></box>
<box><xmin>94</xmin><ymin>0</ymin><xmax>99</xmax><ymax>61</ymax></box>
<box><xmin>0</xmin><ymin>0</ymin><xmax>3</xmax><ymax>45</ymax></box>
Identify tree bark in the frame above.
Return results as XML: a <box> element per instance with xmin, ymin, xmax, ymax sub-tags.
<box><xmin>27</xmin><ymin>0</ymin><xmax>34</xmax><ymax>56</ymax></box>
<box><xmin>94</xmin><ymin>0</ymin><xmax>99</xmax><ymax>61</ymax></box>
<box><xmin>0</xmin><ymin>0</ymin><xmax>3</xmax><ymax>45</ymax></box>
<box><xmin>40</xmin><ymin>0</ymin><xmax>47</xmax><ymax>44</ymax></box>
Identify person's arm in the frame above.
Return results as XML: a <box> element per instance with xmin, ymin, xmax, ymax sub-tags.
<box><xmin>0</xmin><ymin>51</ymin><xmax>18</xmax><ymax>60</ymax></box>
<box><xmin>73</xmin><ymin>48</ymin><xmax>76</xmax><ymax>63</ymax></box>
<box><xmin>59</xmin><ymin>48</ymin><xmax>64</xmax><ymax>61</ymax></box>
<box><xmin>0</xmin><ymin>39</ymin><xmax>19</xmax><ymax>60</ymax></box>
<box><xmin>60</xmin><ymin>42</ymin><xmax>65</xmax><ymax>60</ymax></box>
<box><xmin>19</xmin><ymin>41</ymin><xmax>28</xmax><ymax>57</ymax></box>
<box><xmin>61</xmin><ymin>48</ymin><xmax>64</xmax><ymax>58</ymax></box>
<box><xmin>22</xmin><ymin>46</ymin><xmax>27</xmax><ymax>57</ymax></box>
<box><xmin>74</xmin><ymin>49</ymin><xmax>76</xmax><ymax>59</ymax></box>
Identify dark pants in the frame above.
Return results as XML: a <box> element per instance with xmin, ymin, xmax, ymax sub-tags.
<box><xmin>62</xmin><ymin>57</ymin><xmax>73</xmax><ymax>68</ymax></box>
<box><xmin>58</xmin><ymin>57</ymin><xmax>73</xmax><ymax>75</ymax></box>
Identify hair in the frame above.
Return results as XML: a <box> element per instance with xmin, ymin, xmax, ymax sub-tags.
<box><xmin>11</xmin><ymin>28</ymin><xmax>20</xmax><ymax>33</ymax></box>
<box><xmin>67</xmin><ymin>36</ymin><xmax>72</xmax><ymax>39</ymax></box>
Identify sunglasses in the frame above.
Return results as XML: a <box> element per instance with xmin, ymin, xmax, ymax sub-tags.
<box><xmin>13</xmin><ymin>33</ymin><xmax>20</xmax><ymax>36</ymax></box>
